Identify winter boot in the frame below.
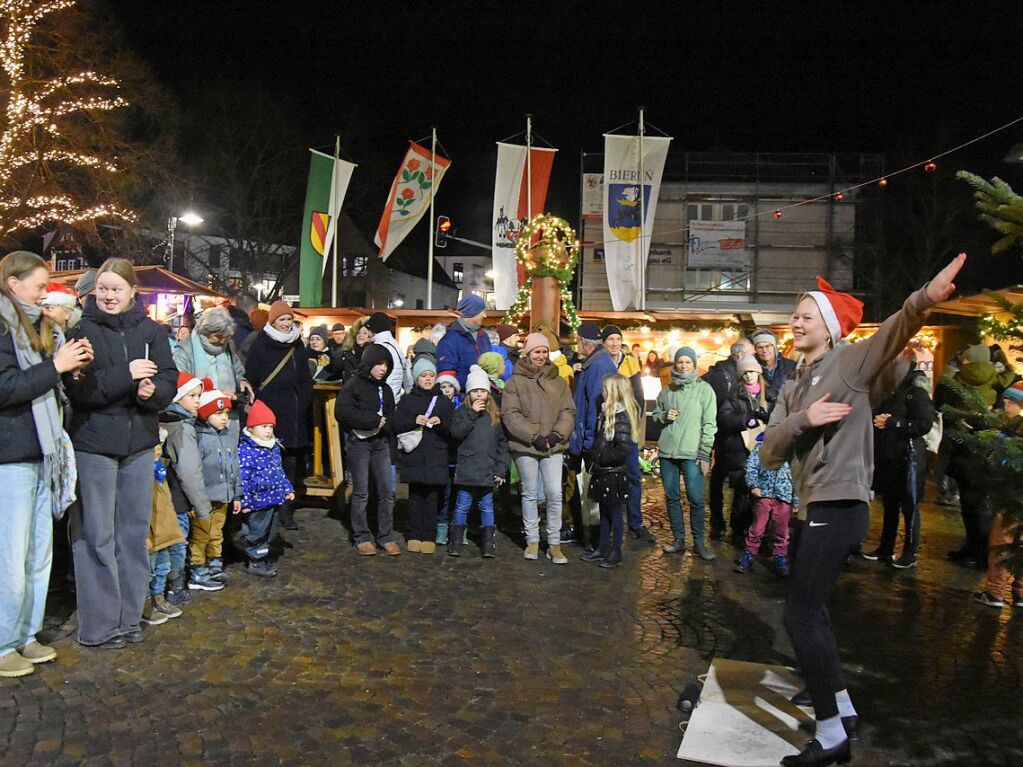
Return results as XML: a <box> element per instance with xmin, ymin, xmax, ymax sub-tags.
<box><xmin>735</xmin><ymin>550</ymin><xmax>755</xmax><ymax>573</ymax></box>
<box><xmin>435</xmin><ymin>522</ymin><xmax>449</xmax><ymax>545</ymax></box>
<box><xmin>208</xmin><ymin>558</ymin><xmax>228</xmax><ymax>583</ymax></box>
<box><xmin>279</xmin><ymin>504</ymin><xmax>298</xmax><ymax>530</ymax></box>
<box><xmin>481</xmin><ymin>526</ymin><xmax>497</xmax><ymax>558</ymax></box>
<box><xmin>153</xmin><ymin>594</ymin><xmax>182</xmax><ymax>618</ymax></box>
<box><xmin>165</xmin><ymin>570</ymin><xmax>192</xmax><ymax>606</ymax></box>
<box><xmin>447</xmin><ymin>525</ymin><xmax>466</xmax><ymax>557</ymax></box>
<box><xmin>774</xmin><ymin>554</ymin><xmax>790</xmax><ymax>576</ymax></box>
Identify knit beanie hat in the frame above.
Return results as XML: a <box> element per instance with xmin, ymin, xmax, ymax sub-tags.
<box><xmin>366</xmin><ymin>312</ymin><xmax>393</xmax><ymax>334</ymax></box>
<box><xmin>268</xmin><ymin>300</ymin><xmax>293</xmax><ymax>325</ymax></box>
<box><xmin>675</xmin><ymin>346</ymin><xmax>698</xmax><ymax>366</ymax></box>
<box><xmin>577</xmin><ymin>322</ymin><xmax>602</xmax><ymax>342</ymax></box>
<box><xmin>412</xmin><ymin>356</ymin><xmax>437</xmax><ymax>381</ymax></box>
<box><xmin>601</xmin><ymin>324</ymin><xmax>623</xmax><ymax>341</ymax></box>
<box><xmin>466</xmin><ymin>364</ymin><xmax>490</xmax><ymax>393</ymax></box>
<box><xmin>1003</xmin><ymin>381</ymin><xmax>1023</xmax><ymax>404</ymax></box>
<box><xmin>249</xmin><ymin>308</ymin><xmax>269</xmax><ymax>331</ymax></box>
<box><xmin>478</xmin><ymin>351</ymin><xmax>506</xmax><ymax>378</ymax></box>
<box><xmin>437</xmin><ymin>370</ymin><xmax>460</xmax><ymax>392</ymax></box>
<box><xmin>521</xmin><ymin>332</ymin><xmax>550</xmax><ymax>356</ymax></box>
<box><xmin>457</xmin><ymin>294</ymin><xmax>486</xmax><ymax>317</ymax></box>
<box><xmin>963</xmin><ymin>344</ymin><xmax>991</xmax><ymax>364</ymax></box>
<box><xmin>737</xmin><ymin>355</ymin><xmax>763</xmax><ymax>374</ymax></box>
<box><xmin>173</xmin><ymin>371</ymin><xmax>203</xmax><ymax>403</ymax></box>
<box><xmin>247</xmin><ymin>399</ymin><xmax>276</xmax><ymax>427</ymax></box>
<box><xmin>331</xmin><ymin>323</ymin><xmax>345</xmax><ymax>332</ymax></box>
<box><xmin>803</xmin><ymin>276</ymin><xmax>863</xmax><ymax>344</ymax></box>
<box><xmin>750</xmin><ymin>329</ymin><xmax>776</xmax><ymax>348</ymax></box>
<box><xmin>74</xmin><ymin>270</ymin><xmax>97</xmax><ymax>298</ymax></box>
<box><xmin>309</xmin><ymin>325</ymin><xmax>329</xmax><ymax>345</ymax></box>
<box><xmin>496</xmin><ymin>323</ymin><xmax>519</xmax><ymax>343</ymax></box>
<box><xmin>197</xmin><ymin>383</ymin><xmax>231</xmax><ymax>420</ymax></box>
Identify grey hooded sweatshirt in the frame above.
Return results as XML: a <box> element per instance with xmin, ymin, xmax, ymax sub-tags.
<box><xmin>761</xmin><ymin>285</ymin><xmax>934</xmax><ymax>508</ymax></box>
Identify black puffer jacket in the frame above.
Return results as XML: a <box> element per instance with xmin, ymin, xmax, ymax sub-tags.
<box><xmin>872</xmin><ymin>370</ymin><xmax>935</xmax><ymax>498</ymax></box>
<box><xmin>392</xmin><ymin>383</ymin><xmax>454</xmax><ymax>485</ymax></box>
<box><xmin>716</xmin><ymin>387</ymin><xmax>768</xmax><ymax>474</ymax></box>
<box><xmin>450</xmin><ymin>402</ymin><xmax>509</xmax><ymax>488</ymax></box>
<box><xmin>65</xmin><ymin>299</ymin><xmax>177</xmax><ymax>457</ymax></box>
<box><xmin>589</xmin><ymin>407</ymin><xmax>632</xmax><ymax>476</ymax></box>
<box><xmin>334</xmin><ymin>344</ymin><xmax>396</xmax><ymax>434</ymax></box>
<box><xmin>0</xmin><ymin>303</ymin><xmax>62</xmax><ymax>464</ymax></box>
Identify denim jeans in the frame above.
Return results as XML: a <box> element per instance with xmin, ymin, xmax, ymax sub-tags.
<box><xmin>515</xmin><ymin>453</ymin><xmax>564</xmax><ymax>545</ymax></box>
<box><xmin>660</xmin><ymin>457</ymin><xmax>707</xmax><ymax>544</ymax></box>
<box><xmin>149</xmin><ymin>549</ymin><xmax>171</xmax><ymax>597</ymax></box>
<box><xmin>454</xmin><ymin>487</ymin><xmax>495</xmax><ymax>527</ymax></box>
<box><xmin>0</xmin><ymin>461</ymin><xmax>52</xmax><ymax>657</ymax></box>
<box><xmin>626</xmin><ymin>442</ymin><xmax>643</xmax><ymax>530</ymax></box>
<box><xmin>71</xmin><ymin>449</ymin><xmax>154</xmax><ymax>646</ymax></box>
<box><xmin>347</xmin><ymin>436</ymin><xmax>395</xmax><ymax>544</ymax></box>
<box><xmin>168</xmin><ymin>510</ymin><xmax>190</xmax><ymax>574</ymax></box>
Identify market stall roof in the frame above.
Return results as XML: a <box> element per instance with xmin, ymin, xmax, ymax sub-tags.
<box><xmin>931</xmin><ymin>286</ymin><xmax>1023</xmax><ymax>318</ymax></box>
<box><xmin>50</xmin><ymin>266</ymin><xmax>228</xmax><ymax>298</ymax></box>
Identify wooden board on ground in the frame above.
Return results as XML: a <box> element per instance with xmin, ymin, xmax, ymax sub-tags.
<box><xmin>677</xmin><ymin>659</ymin><xmax>813</xmax><ymax>766</ymax></box>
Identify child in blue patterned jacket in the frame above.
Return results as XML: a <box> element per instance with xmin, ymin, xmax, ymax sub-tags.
<box><xmin>237</xmin><ymin>399</ymin><xmax>294</xmax><ymax>577</ymax></box>
<box><xmin>736</xmin><ymin>432</ymin><xmax>797</xmax><ymax>576</ymax></box>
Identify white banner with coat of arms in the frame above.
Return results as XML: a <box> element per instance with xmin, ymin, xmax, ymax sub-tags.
<box><xmin>602</xmin><ymin>134</ymin><xmax>671</xmax><ymax>310</ymax></box>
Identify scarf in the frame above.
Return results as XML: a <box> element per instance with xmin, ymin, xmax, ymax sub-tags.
<box><xmin>190</xmin><ymin>332</ymin><xmax>236</xmax><ymax>391</ymax></box>
<box><xmin>264</xmin><ymin>323</ymin><xmax>300</xmax><ymax>345</ymax></box>
<box><xmin>670</xmin><ymin>368</ymin><xmax>698</xmax><ymax>387</ymax></box>
<box><xmin>243</xmin><ymin>427</ymin><xmax>278</xmax><ymax>449</ymax></box>
<box><xmin>457</xmin><ymin>317</ymin><xmax>481</xmax><ymax>334</ymax></box>
<box><xmin>744</xmin><ymin>382</ymin><xmax>762</xmax><ymax>395</ymax></box>
<box><xmin>0</xmin><ymin>294</ymin><xmax>72</xmax><ymax>517</ymax></box>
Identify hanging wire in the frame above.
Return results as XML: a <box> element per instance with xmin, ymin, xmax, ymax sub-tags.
<box><xmin>587</xmin><ymin>112</ymin><xmax>1023</xmax><ymax>249</ymax></box>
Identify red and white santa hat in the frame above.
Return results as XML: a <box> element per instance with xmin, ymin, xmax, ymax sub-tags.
<box><xmin>173</xmin><ymin>371</ymin><xmax>203</xmax><ymax>403</ymax></box>
<box><xmin>40</xmin><ymin>281</ymin><xmax>78</xmax><ymax>308</ymax></box>
<box><xmin>197</xmin><ymin>377</ymin><xmax>231</xmax><ymax>420</ymax></box>
<box><xmin>804</xmin><ymin>276</ymin><xmax>863</xmax><ymax>344</ymax></box>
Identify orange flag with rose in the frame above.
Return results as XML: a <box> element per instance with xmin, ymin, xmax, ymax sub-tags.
<box><xmin>374</xmin><ymin>141</ymin><xmax>451</xmax><ymax>261</ymax></box>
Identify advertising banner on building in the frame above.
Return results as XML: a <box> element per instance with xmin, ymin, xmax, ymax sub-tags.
<box><xmin>687</xmin><ymin>220</ymin><xmax>748</xmax><ymax>270</ymax></box>
<box><xmin>492</xmin><ymin>142</ymin><xmax>557</xmax><ymax>309</ymax></box>
<box><xmin>375</xmin><ymin>142</ymin><xmax>451</xmax><ymax>262</ymax></box>
<box><xmin>602</xmin><ymin>134</ymin><xmax>672</xmax><ymax>310</ymax></box>
<box><xmin>581</xmin><ymin>173</ymin><xmax>603</xmax><ymax>218</ymax></box>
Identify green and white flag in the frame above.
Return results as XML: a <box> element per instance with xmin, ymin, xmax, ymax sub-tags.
<box><xmin>299</xmin><ymin>149</ymin><xmax>355</xmax><ymax>306</ymax></box>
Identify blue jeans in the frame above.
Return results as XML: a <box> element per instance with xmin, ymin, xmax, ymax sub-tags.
<box><xmin>660</xmin><ymin>457</ymin><xmax>706</xmax><ymax>543</ymax></box>
<box><xmin>626</xmin><ymin>442</ymin><xmax>643</xmax><ymax>530</ymax></box>
<box><xmin>149</xmin><ymin>549</ymin><xmax>171</xmax><ymax>596</ymax></box>
<box><xmin>168</xmin><ymin>510</ymin><xmax>190</xmax><ymax>574</ymax></box>
<box><xmin>454</xmin><ymin>488</ymin><xmax>495</xmax><ymax>527</ymax></box>
<box><xmin>0</xmin><ymin>461</ymin><xmax>52</xmax><ymax>657</ymax></box>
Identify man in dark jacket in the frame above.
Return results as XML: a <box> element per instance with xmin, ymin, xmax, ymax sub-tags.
<box><xmin>703</xmin><ymin>338</ymin><xmax>753</xmax><ymax>538</ymax></box>
<box><xmin>751</xmin><ymin>329</ymin><xmax>796</xmax><ymax>410</ymax></box>
<box><xmin>228</xmin><ymin>295</ymin><xmax>257</xmax><ymax>350</ymax></box>
<box><xmin>437</xmin><ymin>294</ymin><xmax>492</xmax><ymax>391</ymax></box>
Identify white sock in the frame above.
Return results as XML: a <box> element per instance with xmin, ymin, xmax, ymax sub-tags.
<box><xmin>835</xmin><ymin>689</ymin><xmax>857</xmax><ymax>718</ymax></box>
<box><xmin>814</xmin><ymin>715</ymin><xmax>847</xmax><ymax>749</ymax></box>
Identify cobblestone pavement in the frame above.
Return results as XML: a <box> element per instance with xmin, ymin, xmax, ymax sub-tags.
<box><xmin>2</xmin><ymin>479</ymin><xmax>1022</xmax><ymax>766</ymax></box>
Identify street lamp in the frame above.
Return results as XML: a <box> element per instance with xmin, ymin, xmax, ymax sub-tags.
<box><xmin>166</xmin><ymin>209</ymin><xmax>204</xmax><ymax>274</ymax></box>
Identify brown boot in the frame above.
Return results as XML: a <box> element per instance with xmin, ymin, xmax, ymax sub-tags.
<box><xmin>382</xmin><ymin>541</ymin><xmax>402</xmax><ymax>556</ymax></box>
<box><xmin>356</xmin><ymin>541</ymin><xmax>376</xmax><ymax>556</ymax></box>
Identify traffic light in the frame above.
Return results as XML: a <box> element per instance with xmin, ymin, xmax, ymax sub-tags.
<box><xmin>435</xmin><ymin>215</ymin><xmax>452</xmax><ymax>248</ymax></box>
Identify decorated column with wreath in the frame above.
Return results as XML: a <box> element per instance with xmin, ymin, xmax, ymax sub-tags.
<box><xmin>501</xmin><ymin>213</ymin><xmax>581</xmax><ymax>333</ymax></box>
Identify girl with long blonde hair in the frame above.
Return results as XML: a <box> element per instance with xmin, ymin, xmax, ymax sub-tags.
<box><xmin>582</xmin><ymin>373</ymin><xmax>641</xmax><ymax>568</ymax></box>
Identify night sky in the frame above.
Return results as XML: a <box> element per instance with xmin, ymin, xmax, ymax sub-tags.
<box><xmin>107</xmin><ymin>2</ymin><xmax>1023</xmax><ymax>288</ymax></box>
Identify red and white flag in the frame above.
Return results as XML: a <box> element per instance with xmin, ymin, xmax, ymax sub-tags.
<box><xmin>491</xmin><ymin>143</ymin><xmax>556</xmax><ymax>309</ymax></box>
<box><xmin>375</xmin><ymin>142</ymin><xmax>451</xmax><ymax>261</ymax></box>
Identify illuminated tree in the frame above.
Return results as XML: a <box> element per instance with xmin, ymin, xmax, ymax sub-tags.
<box><xmin>0</xmin><ymin>0</ymin><xmax>160</xmax><ymax>241</ymax></box>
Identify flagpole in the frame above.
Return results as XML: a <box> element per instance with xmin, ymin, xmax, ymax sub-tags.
<box><xmin>526</xmin><ymin>114</ymin><xmax>533</xmax><ymax>224</ymax></box>
<box><xmin>638</xmin><ymin>106</ymin><xmax>646</xmax><ymax>310</ymax></box>
<box><xmin>428</xmin><ymin>127</ymin><xmax>437</xmax><ymax>310</ymax></box>
<box><xmin>332</xmin><ymin>135</ymin><xmax>341</xmax><ymax>308</ymax></box>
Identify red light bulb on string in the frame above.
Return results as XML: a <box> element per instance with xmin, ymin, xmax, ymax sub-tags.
<box><xmin>878</xmin><ymin>178</ymin><xmax>888</xmax><ymax>187</ymax></box>
<box><xmin>772</xmin><ymin>209</ymin><xmax>783</xmax><ymax>219</ymax></box>
<box><xmin>834</xmin><ymin>192</ymin><xmax>845</xmax><ymax>202</ymax></box>
<box><xmin>924</xmin><ymin>161</ymin><xmax>937</xmax><ymax>173</ymax></box>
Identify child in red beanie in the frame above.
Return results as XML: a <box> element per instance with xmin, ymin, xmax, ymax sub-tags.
<box><xmin>237</xmin><ymin>400</ymin><xmax>294</xmax><ymax>576</ymax></box>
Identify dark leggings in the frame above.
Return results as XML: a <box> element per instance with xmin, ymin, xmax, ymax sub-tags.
<box><xmin>599</xmin><ymin>500</ymin><xmax>625</xmax><ymax>556</ymax></box>
<box><xmin>407</xmin><ymin>483</ymin><xmax>441</xmax><ymax>542</ymax></box>
<box><xmin>879</xmin><ymin>492</ymin><xmax>920</xmax><ymax>556</ymax></box>
<box><xmin>783</xmin><ymin>500</ymin><xmax>869</xmax><ymax>720</ymax></box>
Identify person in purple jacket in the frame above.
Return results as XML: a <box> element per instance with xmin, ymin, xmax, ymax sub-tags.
<box><xmin>237</xmin><ymin>399</ymin><xmax>294</xmax><ymax>577</ymax></box>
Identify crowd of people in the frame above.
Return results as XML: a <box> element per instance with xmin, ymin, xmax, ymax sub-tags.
<box><xmin>2</xmin><ymin>247</ymin><xmax>1018</xmax><ymax>766</ymax></box>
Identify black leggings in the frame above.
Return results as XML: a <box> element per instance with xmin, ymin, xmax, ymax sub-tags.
<box><xmin>407</xmin><ymin>483</ymin><xmax>440</xmax><ymax>542</ymax></box>
<box><xmin>878</xmin><ymin>492</ymin><xmax>920</xmax><ymax>556</ymax></box>
<box><xmin>783</xmin><ymin>500</ymin><xmax>868</xmax><ymax>720</ymax></box>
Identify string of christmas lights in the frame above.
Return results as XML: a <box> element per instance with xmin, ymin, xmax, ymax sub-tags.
<box><xmin>502</xmin><ymin>213</ymin><xmax>582</xmax><ymax>331</ymax></box>
<box><xmin>0</xmin><ymin>0</ymin><xmax>135</xmax><ymax>236</ymax></box>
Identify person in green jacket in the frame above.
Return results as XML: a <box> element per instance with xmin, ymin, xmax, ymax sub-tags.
<box><xmin>652</xmin><ymin>347</ymin><xmax>717</xmax><ymax>560</ymax></box>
